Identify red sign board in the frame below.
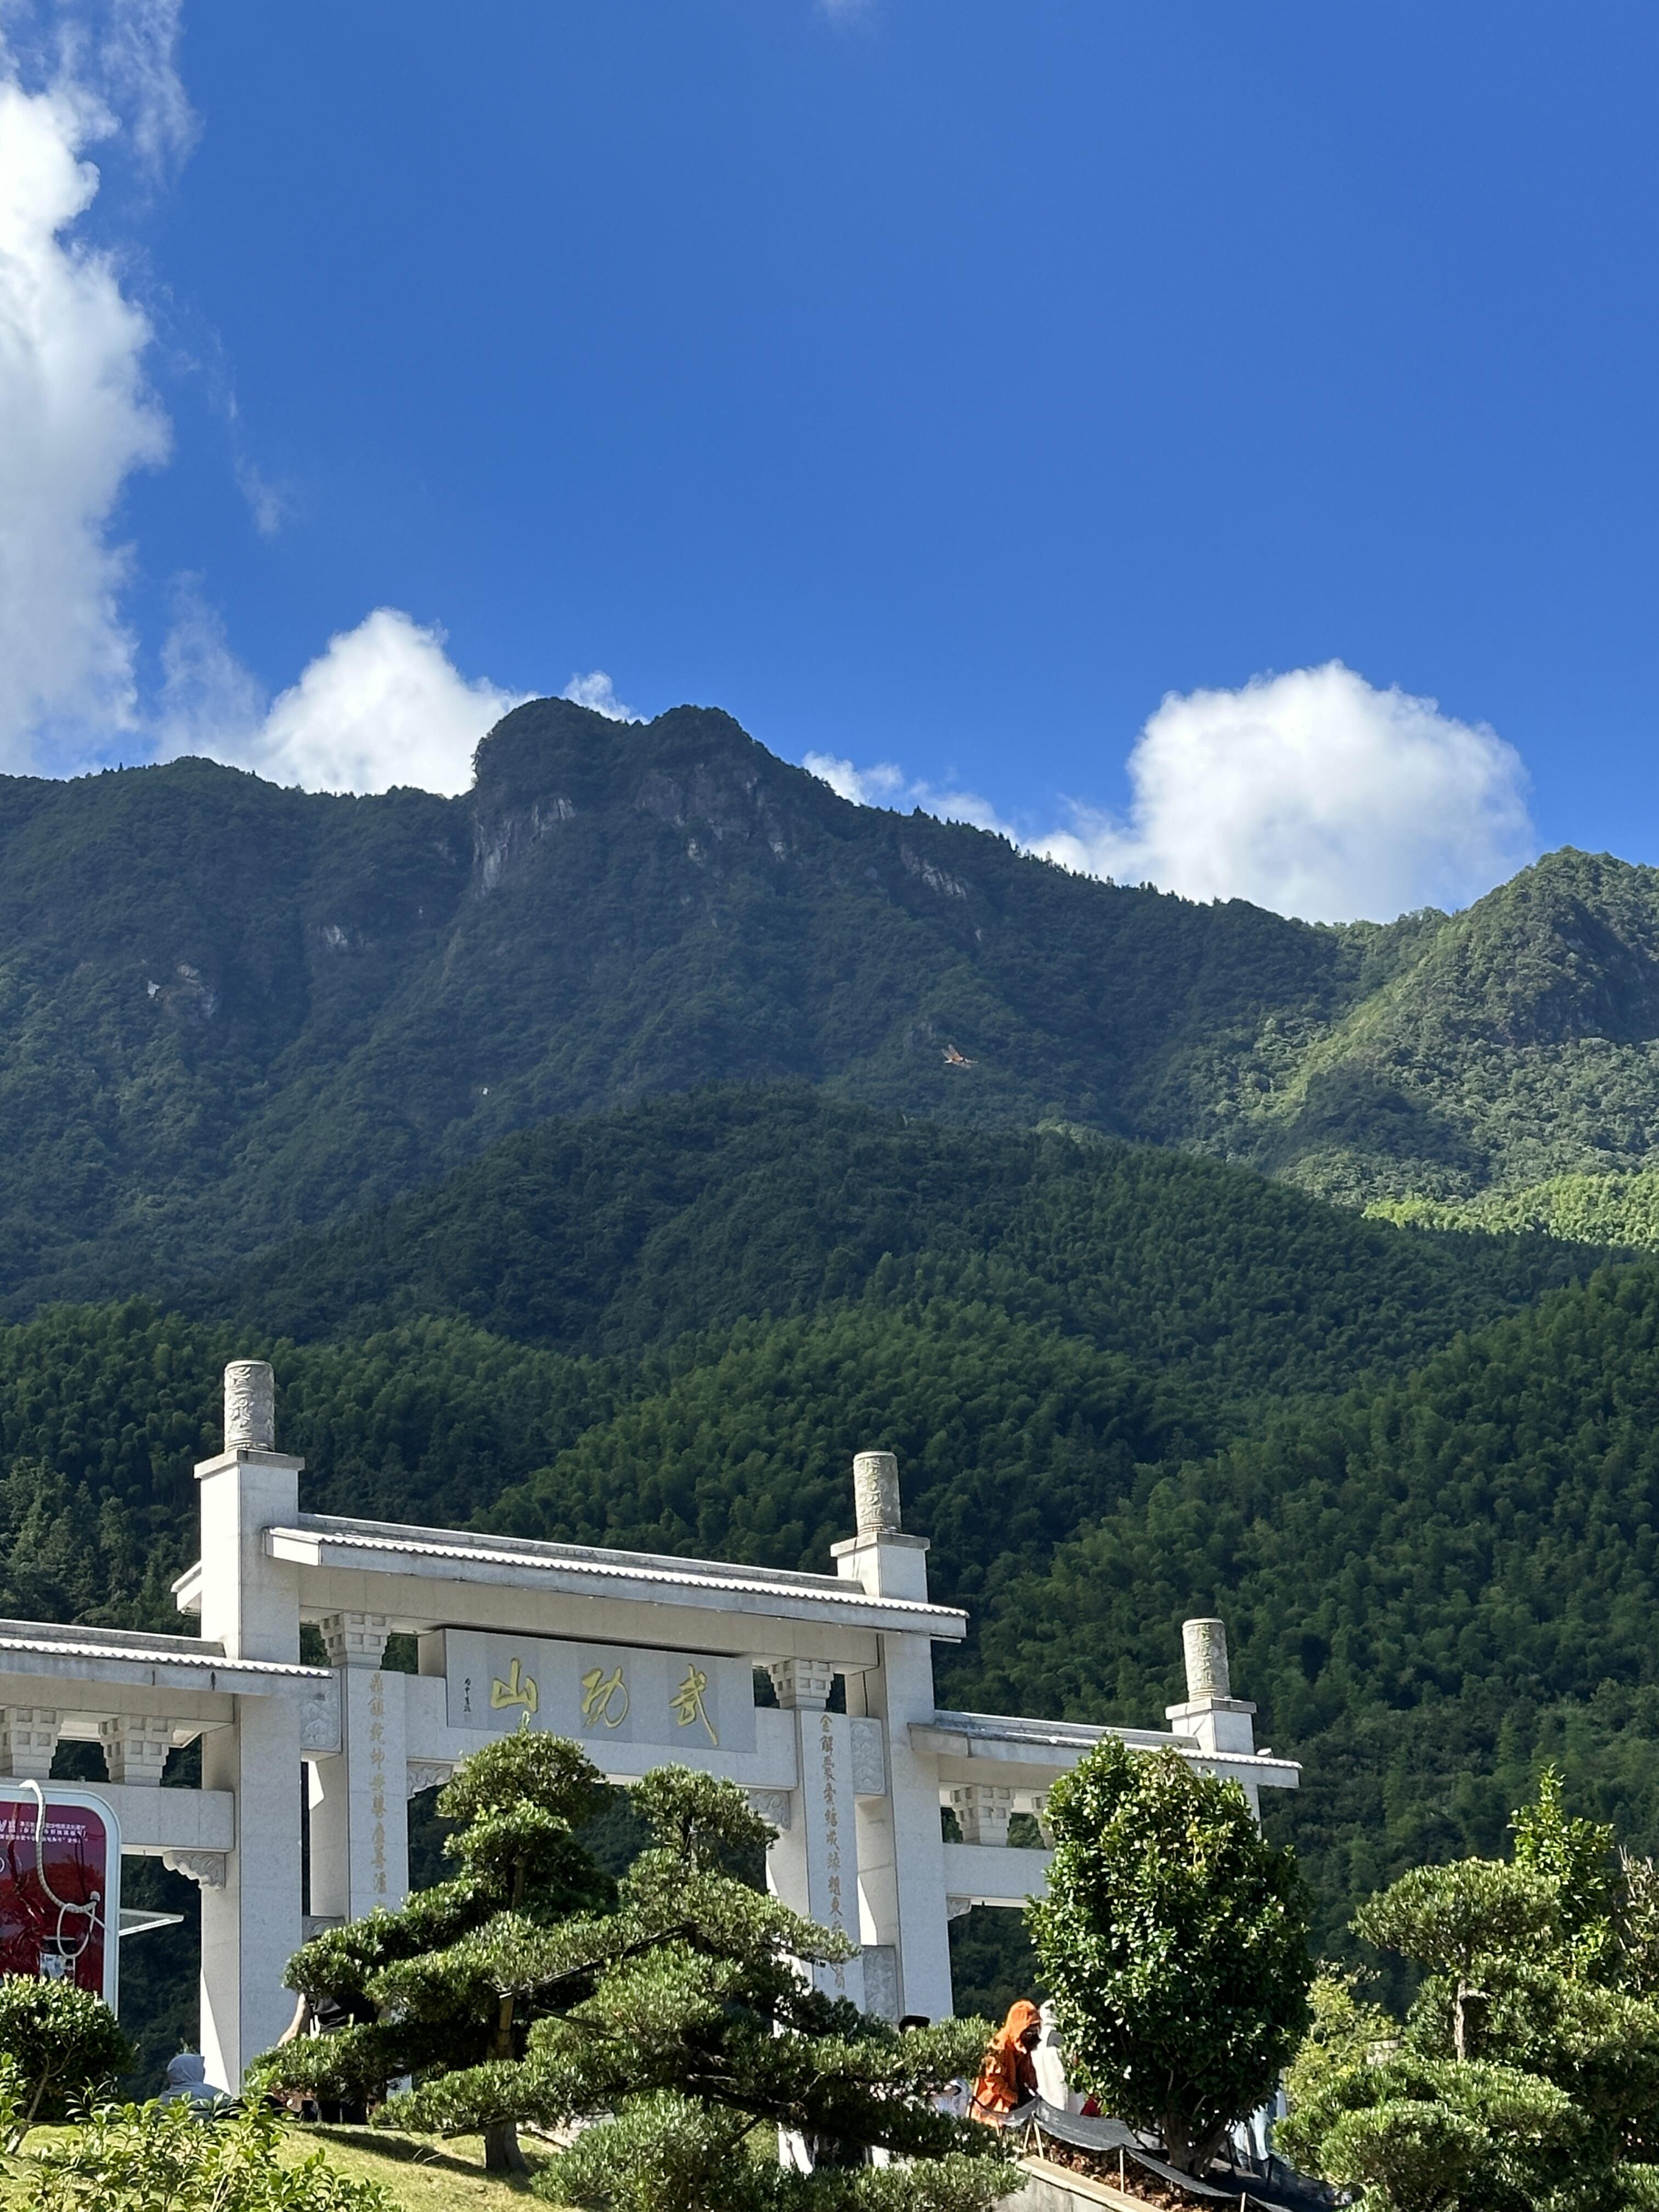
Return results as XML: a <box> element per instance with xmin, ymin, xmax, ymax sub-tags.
<box><xmin>0</xmin><ymin>1790</ymin><xmax>120</xmax><ymax>2007</ymax></box>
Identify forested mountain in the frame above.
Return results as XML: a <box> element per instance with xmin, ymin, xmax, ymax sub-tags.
<box><xmin>12</xmin><ymin>695</ymin><xmax>1659</xmax><ymax>2035</ymax></box>
<box><xmin>8</xmin><ymin>696</ymin><xmax>1659</xmax><ymax>1317</ymax></box>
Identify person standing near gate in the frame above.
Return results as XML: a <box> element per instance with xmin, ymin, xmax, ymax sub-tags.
<box><xmin>968</xmin><ymin>2000</ymin><xmax>1042</xmax><ymax>2125</ymax></box>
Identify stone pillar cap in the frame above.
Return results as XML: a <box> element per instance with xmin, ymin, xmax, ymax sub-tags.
<box><xmin>853</xmin><ymin>1450</ymin><xmax>901</xmax><ymax>1536</ymax></box>
<box><xmin>224</xmin><ymin>1361</ymin><xmax>276</xmax><ymax>1453</ymax></box>
<box><xmin>1182</xmin><ymin>1617</ymin><xmax>1231</xmax><ymax>1701</ymax></box>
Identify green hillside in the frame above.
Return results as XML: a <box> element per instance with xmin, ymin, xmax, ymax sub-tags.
<box><xmin>0</xmin><ymin>699</ymin><xmax>1364</xmax><ymax>1309</ymax></box>
<box><xmin>0</xmin><ymin>1088</ymin><xmax>1638</xmax><ymax>1955</ymax></box>
<box><xmin>963</xmin><ymin>1261</ymin><xmax>1659</xmax><ymax>1949</ymax></box>
<box><xmin>9</xmin><ymin>697</ymin><xmax>1659</xmax><ymax>1316</ymax></box>
<box><xmin>202</xmin><ymin>1086</ymin><xmax>1590</xmax><ymax>1418</ymax></box>
<box><xmin>1254</xmin><ymin>847</ymin><xmax>1659</xmax><ymax>1213</ymax></box>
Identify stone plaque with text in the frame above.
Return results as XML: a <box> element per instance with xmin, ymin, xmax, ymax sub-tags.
<box><xmin>442</xmin><ymin>1630</ymin><xmax>757</xmax><ymax>1756</ymax></box>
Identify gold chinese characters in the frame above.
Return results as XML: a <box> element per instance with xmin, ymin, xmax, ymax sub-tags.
<box><xmin>580</xmin><ymin>1663</ymin><xmax>629</xmax><ymax>1729</ymax></box>
<box><xmin>670</xmin><ymin>1662</ymin><xmax>718</xmax><ymax>1746</ymax></box>
<box><xmin>489</xmin><ymin>1656</ymin><xmax>539</xmax><ymax>1716</ymax></box>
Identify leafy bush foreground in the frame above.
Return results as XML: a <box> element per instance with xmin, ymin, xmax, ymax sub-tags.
<box><xmin>22</xmin><ymin>2101</ymin><xmax>392</xmax><ymax>2212</ymax></box>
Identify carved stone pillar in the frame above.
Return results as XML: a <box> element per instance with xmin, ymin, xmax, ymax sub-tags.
<box><xmin>99</xmin><ymin>1715</ymin><xmax>176</xmax><ymax>1786</ymax></box>
<box><xmin>767</xmin><ymin>1657</ymin><xmax>834</xmax><ymax>1711</ymax></box>
<box><xmin>853</xmin><ymin>1451</ymin><xmax>902</xmax><ymax>1536</ymax></box>
<box><xmin>308</xmin><ymin>1667</ymin><xmax>409</xmax><ymax>1928</ymax></box>
<box><xmin>223</xmin><ymin>1362</ymin><xmax>276</xmax><ymax>1452</ymax></box>
<box><xmin>949</xmin><ymin>1783</ymin><xmax>1014</xmax><ymax>1847</ymax></box>
<box><xmin>0</xmin><ymin>1710</ymin><xmax>60</xmax><ymax>1779</ymax></box>
<box><xmin>319</xmin><ymin>1613</ymin><xmax>392</xmax><ymax>1669</ymax></box>
<box><xmin>765</xmin><ymin>1700</ymin><xmax>865</xmax><ymax>2009</ymax></box>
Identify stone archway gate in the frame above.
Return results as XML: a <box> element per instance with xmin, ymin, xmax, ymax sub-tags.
<box><xmin>0</xmin><ymin>1364</ymin><xmax>1297</xmax><ymax>2084</ymax></box>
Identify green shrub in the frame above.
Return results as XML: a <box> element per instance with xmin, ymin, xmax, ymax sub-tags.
<box><xmin>28</xmin><ymin>2100</ymin><xmax>396</xmax><ymax>2212</ymax></box>
<box><xmin>0</xmin><ymin>1978</ymin><xmax>129</xmax><ymax>2142</ymax></box>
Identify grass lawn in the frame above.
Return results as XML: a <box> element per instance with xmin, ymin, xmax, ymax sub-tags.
<box><xmin>10</xmin><ymin>2122</ymin><xmax>567</xmax><ymax>2212</ymax></box>
<box><xmin>279</xmin><ymin>2126</ymin><xmax>564</xmax><ymax>2212</ymax></box>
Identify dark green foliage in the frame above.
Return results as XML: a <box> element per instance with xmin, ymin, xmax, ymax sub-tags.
<box><xmin>963</xmin><ymin>1262</ymin><xmax>1659</xmax><ymax>1957</ymax></box>
<box><xmin>259</xmin><ymin>1733</ymin><xmax>613</xmax><ymax>2168</ymax></box>
<box><xmin>385</xmin><ymin>1764</ymin><xmax>1008</xmax><ymax>2212</ymax></box>
<box><xmin>494</xmin><ymin>1293</ymin><xmax>1186</xmax><ymax>1628</ymax></box>
<box><xmin>0</xmin><ymin>1976</ymin><xmax>131</xmax><ymax>2137</ymax></box>
<box><xmin>205</xmin><ymin>1087</ymin><xmax>1590</xmax><ymax>1418</ymax></box>
<box><xmin>1029</xmin><ymin>1740</ymin><xmax>1312</xmax><ymax>2172</ymax></box>
<box><xmin>945</xmin><ymin>1911</ymin><xmax>1040</xmax><ymax>2027</ymax></box>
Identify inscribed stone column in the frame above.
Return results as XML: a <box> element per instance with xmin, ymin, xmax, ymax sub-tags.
<box><xmin>195</xmin><ymin>1362</ymin><xmax>304</xmax><ymax>2086</ymax></box>
<box><xmin>764</xmin><ymin>1659</ymin><xmax>865</xmax><ymax>2009</ymax></box>
<box><xmin>308</xmin><ymin>1615</ymin><xmax>409</xmax><ymax>1926</ymax></box>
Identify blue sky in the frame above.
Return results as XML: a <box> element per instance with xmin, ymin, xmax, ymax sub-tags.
<box><xmin>5</xmin><ymin>2</ymin><xmax>1659</xmax><ymax>920</ymax></box>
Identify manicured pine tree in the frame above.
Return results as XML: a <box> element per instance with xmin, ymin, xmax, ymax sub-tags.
<box><xmin>258</xmin><ymin>1729</ymin><xmax>613</xmax><ymax>2171</ymax></box>
<box><xmin>1278</xmin><ymin>1768</ymin><xmax>1659</xmax><ymax>2212</ymax></box>
<box><xmin>380</xmin><ymin>1764</ymin><xmax>1011</xmax><ymax>2211</ymax></box>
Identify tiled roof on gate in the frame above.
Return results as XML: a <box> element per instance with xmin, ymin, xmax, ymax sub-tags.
<box><xmin>261</xmin><ymin>1512</ymin><xmax>969</xmax><ymax>1635</ymax></box>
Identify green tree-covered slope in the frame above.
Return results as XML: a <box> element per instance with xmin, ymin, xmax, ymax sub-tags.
<box><xmin>14</xmin><ymin>698</ymin><xmax>1659</xmax><ymax>1309</ymax></box>
<box><xmin>1254</xmin><ymin>847</ymin><xmax>1659</xmax><ymax>1215</ymax></box>
<box><xmin>202</xmin><ymin>1087</ymin><xmax>1589</xmax><ymax>1418</ymax></box>
<box><xmin>963</xmin><ymin>1262</ymin><xmax>1659</xmax><ymax>1949</ymax></box>
<box><xmin>0</xmin><ymin>1088</ymin><xmax>1646</xmax><ymax>1959</ymax></box>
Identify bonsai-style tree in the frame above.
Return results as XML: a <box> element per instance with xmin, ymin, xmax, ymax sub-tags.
<box><xmin>0</xmin><ymin>1977</ymin><xmax>131</xmax><ymax>2145</ymax></box>
<box><xmin>383</xmin><ymin>1764</ymin><xmax>1011</xmax><ymax>2212</ymax></box>
<box><xmin>257</xmin><ymin>1730</ymin><xmax>613</xmax><ymax>2171</ymax></box>
<box><xmin>1279</xmin><ymin>1769</ymin><xmax>1659</xmax><ymax>2212</ymax></box>
<box><xmin>1028</xmin><ymin>1737</ymin><xmax>1313</xmax><ymax>2174</ymax></box>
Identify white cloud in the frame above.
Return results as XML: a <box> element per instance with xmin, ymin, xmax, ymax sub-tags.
<box><xmin>803</xmin><ymin>751</ymin><xmax>1015</xmax><ymax>838</ymax></box>
<box><xmin>155</xmin><ymin>577</ymin><xmax>262</xmax><ymax>753</ymax></box>
<box><xmin>233</xmin><ymin>455</ymin><xmax>289</xmax><ymax>538</ymax></box>
<box><xmin>0</xmin><ymin>66</ymin><xmax>170</xmax><ymax>768</ymax></box>
<box><xmin>59</xmin><ymin>0</ymin><xmax>197</xmax><ymax>177</ymax></box>
<box><xmin>807</xmin><ymin>664</ymin><xmax>1535</xmax><ymax>923</ymax></box>
<box><xmin>162</xmin><ymin>607</ymin><xmax>523</xmax><ymax>795</ymax></box>
<box><xmin>1040</xmin><ymin>663</ymin><xmax>1534</xmax><ymax>922</ymax></box>
<box><xmin>561</xmin><ymin>669</ymin><xmax>637</xmax><ymax>722</ymax></box>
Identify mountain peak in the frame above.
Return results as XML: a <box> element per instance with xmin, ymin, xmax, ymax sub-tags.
<box><xmin>470</xmin><ymin>697</ymin><xmax>786</xmax><ymax>818</ymax></box>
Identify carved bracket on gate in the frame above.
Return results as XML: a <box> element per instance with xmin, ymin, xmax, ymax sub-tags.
<box><xmin>163</xmin><ymin>1850</ymin><xmax>227</xmax><ymax>1889</ymax></box>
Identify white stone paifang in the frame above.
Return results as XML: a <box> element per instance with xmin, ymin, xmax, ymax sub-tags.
<box><xmin>0</xmin><ymin>1414</ymin><xmax>1295</xmax><ymax>2085</ymax></box>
